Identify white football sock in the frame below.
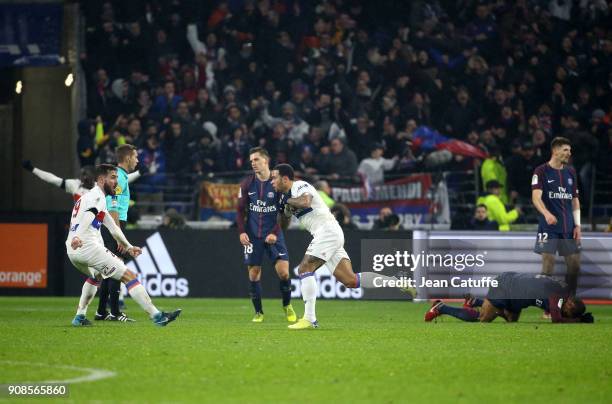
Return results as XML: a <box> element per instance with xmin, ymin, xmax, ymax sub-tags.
<box><xmin>76</xmin><ymin>280</ymin><xmax>98</xmax><ymax>316</ymax></box>
<box><xmin>127</xmin><ymin>281</ymin><xmax>160</xmax><ymax>318</ymax></box>
<box><xmin>300</xmin><ymin>272</ymin><xmax>317</xmax><ymax>323</ymax></box>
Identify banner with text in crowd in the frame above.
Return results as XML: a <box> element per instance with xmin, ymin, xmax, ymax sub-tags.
<box><xmin>331</xmin><ymin>174</ymin><xmax>450</xmax><ymax>229</ymax></box>
<box><xmin>199</xmin><ymin>181</ymin><xmax>241</xmax><ymax>221</ymax></box>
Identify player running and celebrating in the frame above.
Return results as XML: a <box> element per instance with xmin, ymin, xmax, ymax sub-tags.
<box><xmin>237</xmin><ymin>147</ymin><xmax>296</xmax><ymax>323</ymax></box>
<box><xmin>66</xmin><ymin>164</ymin><xmax>180</xmax><ymax>327</ymax></box>
<box><xmin>424</xmin><ymin>272</ymin><xmax>593</xmax><ymax>323</ymax></box>
<box><xmin>531</xmin><ymin>137</ymin><xmax>581</xmax><ymax>295</ymax></box>
<box><xmin>271</xmin><ymin>164</ymin><xmax>397</xmax><ymax>330</ymax></box>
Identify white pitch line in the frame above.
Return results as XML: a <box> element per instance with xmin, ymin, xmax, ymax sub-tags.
<box><xmin>1</xmin><ymin>361</ymin><xmax>116</xmax><ymax>384</ymax></box>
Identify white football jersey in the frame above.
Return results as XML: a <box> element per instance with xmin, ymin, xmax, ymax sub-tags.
<box><xmin>64</xmin><ymin>179</ymin><xmax>90</xmax><ymax>202</ymax></box>
<box><xmin>289</xmin><ymin>180</ymin><xmax>336</xmax><ymax>234</ymax></box>
<box><xmin>65</xmin><ymin>185</ymin><xmax>108</xmax><ymax>247</ymax></box>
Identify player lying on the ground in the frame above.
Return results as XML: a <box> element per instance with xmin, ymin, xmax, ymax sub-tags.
<box><xmin>424</xmin><ymin>272</ymin><xmax>594</xmax><ymax>323</ymax></box>
<box><xmin>66</xmin><ymin>164</ymin><xmax>181</xmax><ymax>327</ymax></box>
<box><xmin>271</xmin><ymin>164</ymin><xmax>398</xmax><ymax>330</ymax></box>
<box><xmin>22</xmin><ymin>160</ymin><xmax>142</xmax><ymax>201</ymax></box>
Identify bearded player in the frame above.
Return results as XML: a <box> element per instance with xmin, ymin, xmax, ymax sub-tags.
<box><xmin>23</xmin><ymin>159</ymin><xmax>142</xmax><ymax>313</ymax></box>
<box><xmin>67</xmin><ymin>164</ymin><xmax>181</xmax><ymax>327</ymax></box>
<box><xmin>271</xmin><ymin>164</ymin><xmax>397</xmax><ymax>330</ymax></box>
<box><xmin>531</xmin><ymin>137</ymin><xmax>581</xmax><ymax>297</ymax></box>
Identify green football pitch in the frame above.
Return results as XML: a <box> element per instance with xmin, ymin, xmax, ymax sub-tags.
<box><xmin>1</xmin><ymin>297</ymin><xmax>611</xmax><ymax>403</ymax></box>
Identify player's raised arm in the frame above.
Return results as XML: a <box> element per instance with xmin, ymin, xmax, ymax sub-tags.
<box><xmin>23</xmin><ymin>161</ymin><xmax>65</xmax><ymax>188</ymax></box>
<box><xmin>127</xmin><ymin>171</ymin><xmax>141</xmax><ymax>183</ymax></box>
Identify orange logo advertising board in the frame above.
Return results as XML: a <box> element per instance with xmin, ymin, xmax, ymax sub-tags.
<box><xmin>0</xmin><ymin>224</ymin><xmax>48</xmax><ymax>288</ymax></box>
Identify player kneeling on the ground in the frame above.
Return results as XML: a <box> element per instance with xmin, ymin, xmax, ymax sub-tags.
<box><xmin>66</xmin><ymin>164</ymin><xmax>181</xmax><ymax>327</ymax></box>
<box><xmin>424</xmin><ymin>272</ymin><xmax>593</xmax><ymax>323</ymax></box>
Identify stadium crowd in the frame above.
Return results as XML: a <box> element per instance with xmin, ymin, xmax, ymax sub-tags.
<box><xmin>79</xmin><ymin>0</ymin><xmax>611</xmax><ymax>211</ymax></box>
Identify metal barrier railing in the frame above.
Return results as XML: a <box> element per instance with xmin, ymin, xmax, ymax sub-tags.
<box><xmin>131</xmin><ymin>165</ymin><xmax>607</xmax><ymax>228</ymax></box>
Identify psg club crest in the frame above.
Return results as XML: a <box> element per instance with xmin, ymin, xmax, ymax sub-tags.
<box><xmin>268</xmin><ymin>191</ymin><xmax>274</xmax><ymax>198</ymax></box>
<box><xmin>568</xmin><ymin>178</ymin><xmax>573</xmax><ymax>186</ymax></box>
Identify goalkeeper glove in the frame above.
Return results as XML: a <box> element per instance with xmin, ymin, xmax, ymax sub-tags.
<box><xmin>22</xmin><ymin>160</ymin><xmax>34</xmax><ymax>172</ymax></box>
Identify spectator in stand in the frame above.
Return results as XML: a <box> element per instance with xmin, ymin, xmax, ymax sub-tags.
<box><xmin>314</xmin><ymin>180</ymin><xmax>334</xmax><ymax>208</ymax></box>
<box><xmin>164</xmin><ymin>121</ymin><xmax>190</xmax><ymax>175</ymax></box>
<box><xmin>192</xmin><ymin>88</ymin><xmax>217</xmax><ymax>124</ymax></box>
<box><xmin>358</xmin><ymin>143</ymin><xmax>397</xmax><ymax>185</ymax></box>
<box><xmin>477</xmin><ymin>180</ymin><xmax>520</xmax><ymax>232</ymax></box>
<box><xmin>385</xmin><ymin>214</ymin><xmax>401</xmax><ymax>231</ymax></box>
<box><xmin>506</xmin><ymin>141</ymin><xmax>543</xmax><ymax>202</ymax></box>
<box><xmin>153</xmin><ymin>81</ymin><xmax>182</xmax><ymax>116</ymax></box>
<box><xmin>158</xmin><ymin>208</ymin><xmax>187</xmax><ymax>230</ymax></box>
<box><xmin>293</xmin><ymin>145</ymin><xmax>319</xmax><ymax>177</ymax></box>
<box><xmin>137</xmin><ymin>135</ymin><xmax>166</xmax><ymax>214</ymax></box>
<box><xmin>220</xmin><ymin>126</ymin><xmax>250</xmax><ymax>171</ymax></box>
<box><xmin>372</xmin><ymin>207</ymin><xmax>393</xmax><ymax>230</ymax></box>
<box><xmin>320</xmin><ymin>138</ymin><xmax>358</xmax><ymax>179</ymax></box>
<box><xmin>192</xmin><ymin>132</ymin><xmax>218</xmax><ymax>175</ymax></box>
<box><xmin>443</xmin><ymin>87</ymin><xmax>482</xmax><ymax>139</ymax></box>
<box><xmin>481</xmin><ymin>145</ymin><xmax>509</xmax><ymax>205</ymax></box>
<box><xmin>347</xmin><ymin>114</ymin><xmax>377</xmax><ymax>161</ymax></box>
<box><xmin>77</xmin><ymin>0</ymin><xmax>610</xmax><ymax>226</ymax></box>
<box><xmin>331</xmin><ymin>203</ymin><xmax>358</xmax><ymax>230</ymax></box>
<box><xmin>469</xmin><ymin>204</ymin><xmax>498</xmax><ymax>231</ymax></box>
<box><xmin>260</xmin><ymin>101</ymin><xmax>309</xmax><ymax>144</ymax></box>
<box><xmin>125</xmin><ymin>117</ymin><xmax>142</xmax><ymax>146</ymax></box>
<box><xmin>77</xmin><ymin>119</ymin><xmax>96</xmax><ymax>167</ymax></box>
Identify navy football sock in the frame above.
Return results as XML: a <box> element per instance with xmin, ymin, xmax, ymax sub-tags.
<box><xmin>249</xmin><ymin>281</ymin><xmax>263</xmax><ymax>313</ymax></box>
<box><xmin>108</xmin><ymin>279</ymin><xmax>121</xmax><ymax>316</ymax></box>
<box><xmin>96</xmin><ymin>278</ymin><xmax>110</xmax><ymax>314</ymax></box>
<box><xmin>439</xmin><ymin>304</ymin><xmax>479</xmax><ymax>322</ymax></box>
<box><xmin>280</xmin><ymin>279</ymin><xmax>291</xmax><ymax>306</ymax></box>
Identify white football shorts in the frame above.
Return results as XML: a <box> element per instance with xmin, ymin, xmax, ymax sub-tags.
<box><xmin>305</xmin><ymin>221</ymin><xmax>350</xmax><ymax>273</ymax></box>
<box><xmin>67</xmin><ymin>242</ymin><xmax>127</xmax><ymax>281</ymax></box>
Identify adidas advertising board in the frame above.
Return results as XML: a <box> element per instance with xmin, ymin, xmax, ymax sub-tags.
<box><xmin>62</xmin><ymin>229</ymin><xmax>410</xmax><ymax>298</ymax></box>
<box><xmin>290</xmin><ymin>265</ymin><xmax>363</xmax><ymax>300</ymax></box>
<box><xmin>125</xmin><ymin>232</ymin><xmax>189</xmax><ymax>297</ymax></box>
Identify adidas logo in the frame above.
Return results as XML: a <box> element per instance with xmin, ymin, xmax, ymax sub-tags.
<box><xmin>126</xmin><ymin>232</ymin><xmax>189</xmax><ymax>297</ymax></box>
<box><xmin>290</xmin><ymin>266</ymin><xmax>362</xmax><ymax>300</ymax></box>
